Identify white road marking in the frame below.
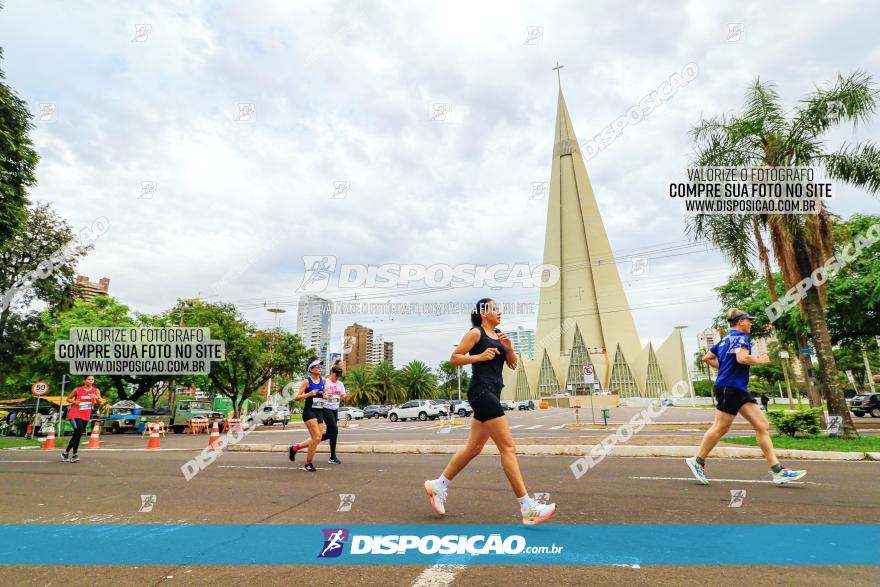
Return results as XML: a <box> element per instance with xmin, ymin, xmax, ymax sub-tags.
<box><xmin>0</xmin><ymin>460</ymin><xmax>50</xmax><ymax>463</ymax></box>
<box><xmin>219</xmin><ymin>465</ymin><xmax>328</xmax><ymax>471</ymax></box>
<box><xmin>509</xmin><ymin>425</ymin><xmax>525</xmax><ymax>429</ymax></box>
<box><xmin>524</xmin><ymin>425</ymin><xmax>543</xmax><ymax>430</ymax></box>
<box><xmin>411</xmin><ymin>564</ymin><xmax>466</xmax><ymax>587</ymax></box>
<box><xmin>630</xmin><ymin>476</ymin><xmax>822</xmax><ymax>485</ymax></box>
<box><xmin>550</xmin><ymin>425</ymin><xmax>564</xmax><ymax>430</ymax></box>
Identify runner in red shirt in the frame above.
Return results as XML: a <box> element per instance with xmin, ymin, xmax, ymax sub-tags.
<box><xmin>62</xmin><ymin>375</ymin><xmax>103</xmax><ymax>463</ymax></box>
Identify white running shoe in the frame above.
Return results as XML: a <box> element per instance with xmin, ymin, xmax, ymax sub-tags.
<box><xmin>424</xmin><ymin>479</ymin><xmax>447</xmax><ymax>515</ymax></box>
<box><xmin>522</xmin><ymin>502</ymin><xmax>557</xmax><ymax>525</ymax></box>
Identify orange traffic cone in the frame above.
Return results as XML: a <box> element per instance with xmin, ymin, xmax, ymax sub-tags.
<box><xmin>208</xmin><ymin>419</ymin><xmax>221</xmax><ymax>449</ymax></box>
<box><xmin>42</xmin><ymin>428</ymin><xmax>56</xmax><ymax>450</ymax></box>
<box><xmin>86</xmin><ymin>421</ymin><xmax>101</xmax><ymax>449</ymax></box>
<box><xmin>146</xmin><ymin>423</ymin><xmax>161</xmax><ymax>450</ymax></box>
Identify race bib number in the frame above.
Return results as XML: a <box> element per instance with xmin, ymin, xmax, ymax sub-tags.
<box><xmin>78</xmin><ymin>401</ymin><xmax>92</xmax><ymax>410</ymax></box>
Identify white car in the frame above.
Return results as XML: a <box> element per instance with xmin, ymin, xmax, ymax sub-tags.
<box><xmin>388</xmin><ymin>400</ymin><xmax>444</xmax><ymax>421</ymax></box>
<box><xmin>337</xmin><ymin>406</ymin><xmax>364</xmax><ymax>420</ymax></box>
<box><xmin>249</xmin><ymin>405</ymin><xmax>290</xmax><ymax>425</ymax></box>
<box><xmin>552</xmin><ymin>392</ymin><xmax>571</xmax><ymax>397</ymax></box>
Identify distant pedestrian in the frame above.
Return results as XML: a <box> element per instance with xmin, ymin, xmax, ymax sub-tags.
<box><xmin>62</xmin><ymin>375</ymin><xmax>103</xmax><ymax>463</ymax></box>
<box><xmin>760</xmin><ymin>394</ymin><xmax>769</xmax><ymax>412</ymax></box>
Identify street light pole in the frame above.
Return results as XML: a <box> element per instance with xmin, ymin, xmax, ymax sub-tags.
<box><xmin>674</xmin><ymin>325</ymin><xmax>695</xmax><ymax>407</ymax></box>
<box><xmin>266</xmin><ymin>308</ymin><xmax>287</xmax><ymax>403</ymax></box>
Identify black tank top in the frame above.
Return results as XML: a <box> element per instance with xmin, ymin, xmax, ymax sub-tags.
<box><xmin>304</xmin><ymin>376</ymin><xmax>324</xmax><ymax>411</ymax></box>
<box><xmin>467</xmin><ymin>326</ymin><xmax>506</xmax><ymax>397</ymax></box>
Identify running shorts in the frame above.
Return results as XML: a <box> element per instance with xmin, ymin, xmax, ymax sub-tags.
<box><xmin>468</xmin><ymin>389</ymin><xmax>505</xmax><ymax>423</ymax></box>
<box><xmin>302</xmin><ymin>407</ymin><xmax>324</xmax><ymax>424</ymax></box>
<box><xmin>714</xmin><ymin>385</ymin><xmax>756</xmax><ymax>415</ymax></box>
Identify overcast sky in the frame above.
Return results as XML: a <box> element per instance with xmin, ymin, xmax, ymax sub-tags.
<box><xmin>2</xmin><ymin>0</ymin><xmax>878</xmax><ymax>368</ymax></box>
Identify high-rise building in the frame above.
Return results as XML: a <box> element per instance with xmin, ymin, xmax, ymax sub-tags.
<box><xmin>343</xmin><ymin>323</ymin><xmax>373</xmax><ymax>368</ymax></box>
<box><xmin>297</xmin><ymin>295</ymin><xmax>331</xmax><ymax>365</ymax></box>
<box><xmin>504</xmin><ymin>74</ymin><xmax>689</xmax><ymax>400</ymax></box>
<box><xmin>383</xmin><ymin>340</ymin><xmax>394</xmax><ymax>366</ymax></box>
<box><xmin>504</xmin><ymin>326</ymin><xmax>535</xmax><ymax>359</ymax></box>
<box><xmin>74</xmin><ymin>275</ymin><xmax>110</xmax><ymax>301</ymax></box>
<box><xmin>369</xmin><ymin>334</ymin><xmax>384</xmax><ymax>365</ymax></box>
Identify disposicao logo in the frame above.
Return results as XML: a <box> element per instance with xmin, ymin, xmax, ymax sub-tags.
<box><xmin>319</xmin><ymin>528</ymin><xmax>348</xmax><ymax>558</ymax></box>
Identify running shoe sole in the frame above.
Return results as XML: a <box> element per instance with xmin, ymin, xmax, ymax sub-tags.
<box><xmin>773</xmin><ymin>471</ymin><xmax>807</xmax><ymax>485</ymax></box>
<box><xmin>686</xmin><ymin>457</ymin><xmax>710</xmax><ymax>485</ymax></box>
<box><xmin>288</xmin><ymin>446</ymin><xmax>296</xmax><ymax>462</ymax></box>
<box><xmin>522</xmin><ymin>504</ymin><xmax>557</xmax><ymax>526</ymax></box>
<box><xmin>424</xmin><ymin>480</ymin><xmax>444</xmax><ymax>516</ymax></box>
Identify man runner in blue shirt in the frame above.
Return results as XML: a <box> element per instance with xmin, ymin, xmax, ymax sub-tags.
<box><xmin>686</xmin><ymin>309</ymin><xmax>807</xmax><ymax>485</ymax></box>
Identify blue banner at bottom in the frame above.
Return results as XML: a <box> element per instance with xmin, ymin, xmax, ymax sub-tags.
<box><xmin>1</xmin><ymin>524</ymin><xmax>877</xmax><ymax>565</ymax></box>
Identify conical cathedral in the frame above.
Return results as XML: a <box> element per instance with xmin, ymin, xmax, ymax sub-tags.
<box><xmin>502</xmin><ymin>73</ymin><xmax>689</xmax><ymax>399</ymax></box>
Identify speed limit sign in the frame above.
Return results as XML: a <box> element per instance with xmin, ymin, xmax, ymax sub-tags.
<box><xmin>32</xmin><ymin>381</ymin><xmax>49</xmax><ymax>396</ymax></box>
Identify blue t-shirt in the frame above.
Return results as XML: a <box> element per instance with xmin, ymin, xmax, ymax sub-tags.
<box><xmin>710</xmin><ymin>329</ymin><xmax>752</xmax><ymax>392</ymax></box>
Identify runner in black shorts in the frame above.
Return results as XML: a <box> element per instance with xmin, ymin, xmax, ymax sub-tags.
<box><xmin>290</xmin><ymin>357</ymin><xmax>325</xmax><ymax>472</ymax></box>
<box><xmin>423</xmin><ymin>298</ymin><xmax>557</xmax><ymax>525</ymax></box>
<box><xmin>686</xmin><ymin>308</ymin><xmax>806</xmax><ymax>486</ymax></box>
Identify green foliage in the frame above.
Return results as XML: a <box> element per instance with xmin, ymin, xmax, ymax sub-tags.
<box><xmin>766</xmin><ymin>407</ymin><xmax>822</xmax><ymax>437</ymax></box>
<box><xmin>692</xmin><ymin>379</ymin><xmax>714</xmax><ymax>397</ymax></box>
<box><xmin>0</xmin><ymin>48</ymin><xmax>39</xmax><ymax>245</ymax></box>
<box><xmin>398</xmin><ymin>360</ymin><xmax>438</xmax><ymax>401</ymax></box>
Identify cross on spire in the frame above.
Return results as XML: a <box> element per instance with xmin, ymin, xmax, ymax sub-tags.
<box><xmin>552</xmin><ymin>61</ymin><xmax>564</xmax><ymax>88</ymax></box>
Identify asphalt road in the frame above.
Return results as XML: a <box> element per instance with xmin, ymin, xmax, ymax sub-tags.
<box><xmin>1</xmin><ymin>446</ymin><xmax>877</xmax><ymax>585</ymax></box>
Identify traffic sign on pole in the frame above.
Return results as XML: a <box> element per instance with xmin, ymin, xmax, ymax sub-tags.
<box><xmin>582</xmin><ymin>365</ymin><xmax>595</xmax><ymax>384</ymax></box>
<box><xmin>32</xmin><ymin>381</ymin><xmax>49</xmax><ymax>396</ymax></box>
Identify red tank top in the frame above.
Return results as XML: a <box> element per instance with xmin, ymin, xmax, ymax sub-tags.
<box><xmin>67</xmin><ymin>386</ymin><xmax>99</xmax><ymax>420</ymax></box>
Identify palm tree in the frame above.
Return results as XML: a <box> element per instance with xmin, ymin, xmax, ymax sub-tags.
<box><xmin>344</xmin><ymin>365</ymin><xmax>380</xmax><ymax>407</ymax></box>
<box><xmin>370</xmin><ymin>361</ymin><xmax>407</xmax><ymax>406</ymax></box>
<box><xmin>688</xmin><ymin>71</ymin><xmax>880</xmax><ymax>438</ymax></box>
<box><xmin>399</xmin><ymin>360</ymin><xmax>439</xmax><ymax>401</ymax></box>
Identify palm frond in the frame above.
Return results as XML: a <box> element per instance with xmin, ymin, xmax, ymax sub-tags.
<box><xmin>790</xmin><ymin>70</ymin><xmax>879</xmax><ymax>139</ymax></box>
<box><xmin>821</xmin><ymin>141</ymin><xmax>880</xmax><ymax>195</ymax></box>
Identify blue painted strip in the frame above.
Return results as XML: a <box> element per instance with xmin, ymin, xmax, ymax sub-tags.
<box><xmin>1</xmin><ymin>525</ymin><xmax>877</xmax><ymax>565</ymax></box>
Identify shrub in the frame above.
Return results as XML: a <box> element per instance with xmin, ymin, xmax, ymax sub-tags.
<box><xmin>692</xmin><ymin>379</ymin><xmax>714</xmax><ymax>397</ymax></box>
<box><xmin>767</xmin><ymin>407</ymin><xmax>821</xmax><ymax>437</ymax></box>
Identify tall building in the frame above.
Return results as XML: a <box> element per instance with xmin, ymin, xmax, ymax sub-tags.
<box><xmin>503</xmin><ymin>74</ymin><xmax>689</xmax><ymax>400</ymax></box>
<box><xmin>504</xmin><ymin>326</ymin><xmax>535</xmax><ymax>359</ymax></box>
<box><xmin>383</xmin><ymin>340</ymin><xmax>394</xmax><ymax>366</ymax></box>
<box><xmin>343</xmin><ymin>323</ymin><xmax>373</xmax><ymax>368</ymax></box>
<box><xmin>369</xmin><ymin>334</ymin><xmax>384</xmax><ymax>365</ymax></box>
<box><xmin>74</xmin><ymin>275</ymin><xmax>110</xmax><ymax>300</ymax></box>
<box><xmin>297</xmin><ymin>295</ymin><xmax>332</xmax><ymax>365</ymax></box>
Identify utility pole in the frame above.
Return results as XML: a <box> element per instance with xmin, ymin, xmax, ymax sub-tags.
<box><xmin>864</xmin><ymin>348</ymin><xmax>876</xmax><ymax>393</ymax></box>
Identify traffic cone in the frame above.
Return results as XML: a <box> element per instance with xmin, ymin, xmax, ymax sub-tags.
<box><xmin>146</xmin><ymin>423</ymin><xmax>161</xmax><ymax>450</ymax></box>
<box><xmin>42</xmin><ymin>428</ymin><xmax>56</xmax><ymax>450</ymax></box>
<box><xmin>208</xmin><ymin>419</ymin><xmax>221</xmax><ymax>449</ymax></box>
<box><xmin>86</xmin><ymin>421</ymin><xmax>101</xmax><ymax>449</ymax></box>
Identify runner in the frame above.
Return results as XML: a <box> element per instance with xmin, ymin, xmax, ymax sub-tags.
<box><xmin>424</xmin><ymin>298</ymin><xmax>557</xmax><ymax>525</ymax></box>
<box><xmin>686</xmin><ymin>309</ymin><xmax>807</xmax><ymax>485</ymax></box>
<box><xmin>61</xmin><ymin>375</ymin><xmax>103</xmax><ymax>463</ymax></box>
<box><xmin>289</xmin><ymin>359</ymin><xmax>348</xmax><ymax>464</ymax></box>
<box><xmin>289</xmin><ymin>357</ymin><xmax>325</xmax><ymax>472</ymax></box>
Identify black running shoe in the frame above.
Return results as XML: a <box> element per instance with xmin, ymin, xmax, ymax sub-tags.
<box><xmin>70</xmin><ymin>454</ymin><xmax>80</xmax><ymax>463</ymax></box>
<box><xmin>303</xmin><ymin>463</ymin><xmax>317</xmax><ymax>472</ymax></box>
<box><xmin>61</xmin><ymin>452</ymin><xmax>69</xmax><ymax>462</ymax></box>
<box><xmin>288</xmin><ymin>445</ymin><xmax>297</xmax><ymax>462</ymax></box>
<box><xmin>328</xmin><ymin>457</ymin><xmax>341</xmax><ymax>465</ymax></box>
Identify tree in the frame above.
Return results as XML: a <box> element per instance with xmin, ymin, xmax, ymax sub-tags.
<box><xmin>0</xmin><ymin>204</ymin><xmax>91</xmax><ymax>388</ymax></box>
<box><xmin>0</xmin><ymin>45</ymin><xmax>39</xmax><ymax>245</ymax></box>
<box><xmin>344</xmin><ymin>365</ymin><xmax>380</xmax><ymax>407</ymax></box>
<box><xmin>688</xmin><ymin>72</ymin><xmax>880</xmax><ymax>437</ymax></box>
<box><xmin>370</xmin><ymin>361</ymin><xmax>406</xmax><ymax>406</ymax></box>
<box><xmin>834</xmin><ymin>343</ymin><xmax>880</xmax><ymax>391</ymax></box>
<box><xmin>399</xmin><ymin>360</ymin><xmax>438</xmax><ymax>401</ymax></box>
<box><xmin>436</xmin><ymin>360</ymin><xmax>469</xmax><ymax>398</ymax></box>
<box><xmin>177</xmin><ymin>300</ymin><xmax>310</xmax><ymax>415</ymax></box>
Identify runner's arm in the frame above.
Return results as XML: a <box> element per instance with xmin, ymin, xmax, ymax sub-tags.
<box><xmin>293</xmin><ymin>380</ymin><xmax>312</xmax><ymax>402</ymax></box>
<box><xmin>451</xmin><ymin>328</ymin><xmax>484</xmax><ymax>366</ymax></box>
<box><xmin>701</xmin><ymin>350</ymin><xmax>719</xmax><ymax>369</ymax></box>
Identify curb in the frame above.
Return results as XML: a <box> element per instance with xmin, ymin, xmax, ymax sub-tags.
<box><xmin>226</xmin><ymin>443</ymin><xmax>871</xmax><ymax>460</ymax></box>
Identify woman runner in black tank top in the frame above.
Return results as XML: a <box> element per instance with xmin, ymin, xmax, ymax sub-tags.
<box><xmin>422</xmin><ymin>298</ymin><xmax>557</xmax><ymax>525</ymax></box>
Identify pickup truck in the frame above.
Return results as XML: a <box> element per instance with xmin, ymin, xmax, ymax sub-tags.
<box><xmin>139</xmin><ymin>398</ymin><xmax>226</xmax><ymax>434</ymax></box>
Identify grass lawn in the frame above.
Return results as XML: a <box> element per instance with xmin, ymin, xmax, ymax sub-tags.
<box><xmin>0</xmin><ymin>437</ymin><xmax>41</xmax><ymax>449</ymax></box>
<box><xmin>724</xmin><ymin>434</ymin><xmax>880</xmax><ymax>452</ymax></box>
<box><xmin>677</xmin><ymin>403</ymin><xmax>823</xmax><ymax>411</ymax></box>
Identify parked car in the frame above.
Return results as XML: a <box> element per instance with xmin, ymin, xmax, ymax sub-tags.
<box><xmin>516</xmin><ymin>400</ymin><xmax>535</xmax><ymax>411</ymax></box>
<box><xmin>250</xmin><ymin>404</ymin><xmax>290</xmax><ymax>426</ymax></box>
<box><xmin>337</xmin><ymin>406</ymin><xmax>364</xmax><ymax>420</ymax></box>
<box><xmin>388</xmin><ymin>400</ymin><xmax>444</xmax><ymax>421</ymax></box>
<box><xmin>501</xmin><ymin>400</ymin><xmax>517</xmax><ymax>410</ymax></box>
<box><xmin>450</xmin><ymin>399</ymin><xmax>473</xmax><ymax>417</ymax></box>
<box><xmin>850</xmin><ymin>393</ymin><xmax>880</xmax><ymax>418</ymax></box>
<box><xmin>552</xmin><ymin>391</ymin><xmax>571</xmax><ymax>397</ymax></box>
<box><xmin>430</xmin><ymin>400</ymin><xmax>450</xmax><ymax>416</ymax></box>
<box><xmin>363</xmin><ymin>405</ymin><xmax>390</xmax><ymax>419</ymax></box>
